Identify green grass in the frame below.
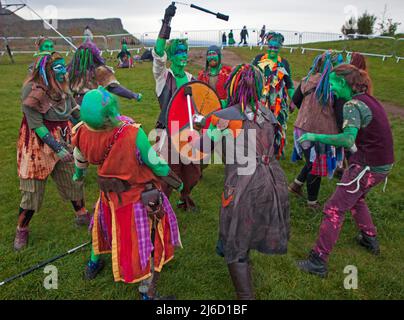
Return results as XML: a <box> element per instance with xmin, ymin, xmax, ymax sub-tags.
<box><xmin>0</xmin><ymin>53</ymin><xmax>403</xmax><ymax>300</ymax></box>
<box><xmin>229</xmin><ymin>46</ymin><xmax>404</xmax><ymax>107</ymax></box>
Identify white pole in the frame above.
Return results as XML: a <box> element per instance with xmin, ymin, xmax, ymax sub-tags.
<box><xmin>25</xmin><ymin>4</ymin><xmax>77</xmax><ymax>50</ymax></box>
<box><xmin>186</xmin><ymin>94</ymin><xmax>194</xmax><ymax>131</ymax></box>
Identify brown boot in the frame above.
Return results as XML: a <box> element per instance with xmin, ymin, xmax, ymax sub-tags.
<box><xmin>141</xmin><ymin>272</ymin><xmax>176</xmax><ymax>300</ymax></box>
<box><xmin>227</xmin><ymin>262</ymin><xmax>255</xmax><ymax>300</ymax></box>
<box><xmin>288</xmin><ymin>180</ymin><xmax>304</xmax><ymax>198</ymax></box>
<box><xmin>14</xmin><ymin>227</ymin><xmax>29</xmax><ymax>251</ymax></box>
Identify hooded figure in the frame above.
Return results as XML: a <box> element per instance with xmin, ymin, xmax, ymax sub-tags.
<box><xmin>194</xmin><ymin>64</ymin><xmax>290</xmax><ymax>299</ymax></box>
<box><xmin>197</xmin><ymin>45</ymin><xmax>232</xmax><ymax>107</ymax></box>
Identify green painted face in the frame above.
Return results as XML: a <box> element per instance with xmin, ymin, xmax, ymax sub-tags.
<box><xmin>122</xmin><ymin>44</ymin><xmax>128</xmax><ymax>51</ymax></box>
<box><xmin>40</xmin><ymin>40</ymin><xmax>54</xmax><ymax>53</ymax></box>
<box><xmin>207</xmin><ymin>51</ymin><xmax>219</xmax><ymax>68</ymax></box>
<box><xmin>267</xmin><ymin>40</ymin><xmax>281</xmax><ymax>59</ymax></box>
<box><xmin>329</xmin><ymin>72</ymin><xmax>353</xmax><ymax>100</ymax></box>
<box><xmin>51</xmin><ymin>58</ymin><xmax>67</xmax><ymax>83</ymax></box>
<box><xmin>172</xmin><ymin>44</ymin><xmax>188</xmax><ymax>68</ymax></box>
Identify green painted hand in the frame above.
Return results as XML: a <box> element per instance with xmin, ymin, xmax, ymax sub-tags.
<box><xmin>298</xmin><ymin>133</ymin><xmax>316</xmax><ymax>143</ymax></box>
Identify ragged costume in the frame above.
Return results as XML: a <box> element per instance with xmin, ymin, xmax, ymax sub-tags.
<box><xmin>252</xmin><ymin>32</ymin><xmax>295</xmax><ymax>158</ymax></box>
<box><xmin>289</xmin><ymin>51</ymin><xmax>345</xmax><ymax>209</ymax></box>
<box><xmin>14</xmin><ymin>52</ymin><xmax>88</xmax><ymax>251</ymax></box>
<box><xmin>297</xmin><ymin>64</ymin><xmax>394</xmax><ymax>277</ymax></box>
<box><xmin>197</xmin><ymin>45</ymin><xmax>232</xmax><ymax>108</ymax></box>
<box><xmin>152</xmin><ymin>3</ymin><xmax>201</xmax><ymax>211</ymax></box>
<box><xmin>72</xmin><ymin>87</ymin><xmax>183</xmax><ymax>300</ymax></box>
<box><xmin>68</xmin><ymin>36</ymin><xmax>141</xmax><ymax>105</ymax></box>
<box><xmin>197</xmin><ymin>64</ymin><xmax>290</xmax><ymax>299</ymax></box>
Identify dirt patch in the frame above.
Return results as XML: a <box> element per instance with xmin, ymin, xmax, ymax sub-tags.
<box><xmin>188</xmin><ymin>48</ymin><xmax>244</xmax><ymax>68</ymax></box>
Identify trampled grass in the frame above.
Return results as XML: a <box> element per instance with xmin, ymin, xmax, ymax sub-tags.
<box><xmin>0</xmin><ymin>52</ymin><xmax>403</xmax><ymax>300</ymax></box>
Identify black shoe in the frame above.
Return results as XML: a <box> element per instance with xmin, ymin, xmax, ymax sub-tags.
<box><xmin>357</xmin><ymin>232</ymin><xmax>380</xmax><ymax>255</ymax></box>
<box><xmin>83</xmin><ymin>259</ymin><xmax>105</xmax><ymax>280</ymax></box>
<box><xmin>297</xmin><ymin>251</ymin><xmax>328</xmax><ymax>278</ymax></box>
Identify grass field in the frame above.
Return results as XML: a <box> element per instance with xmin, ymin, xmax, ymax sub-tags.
<box><xmin>0</xmin><ymin>51</ymin><xmax>403</xmax><ymax>300</ymax></box>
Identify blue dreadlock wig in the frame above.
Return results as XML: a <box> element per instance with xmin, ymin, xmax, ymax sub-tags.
<box><xmin>306</xmin><ymin>50</ymin><xmax>343</xmax><ymax>106</ymax></box>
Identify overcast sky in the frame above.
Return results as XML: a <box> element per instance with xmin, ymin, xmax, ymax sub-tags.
<box><xmin>11</xmin><ymin>0</ymin><xmax>404</xmax><ymax>34</ymax></box>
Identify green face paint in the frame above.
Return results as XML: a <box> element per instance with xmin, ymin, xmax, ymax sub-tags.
<box><xmin>122</xmin><ymin>44</ymin><xmax>128</xmax><ymax>51</ymax></box>
<box><xmin>52</xmin><ymin>59</ymin><xmax>67</xmax><ymax>83</ymax></box>
<box><xmin>267</xmin><ymin>40</ymin><xmax>281</xmax><ymax>59</ymax></box>
<box><xmin>207</xmin><ymin>51</ymin><xmax>219</xmax><ymax>68</ymax></box>
<box><xmin>40</xmin><ymin>40</ymin><xmax>54</xmax><ymax>53</ymax></box>
<box><xmin>172</xmin><ymin>44</ymin><xmax>188</xmax><ymax>68</ymax></box>
<box><xmin>329</xmin><ymin>72</ymin><xmax>353</xmax><ymax>100</ymax></box>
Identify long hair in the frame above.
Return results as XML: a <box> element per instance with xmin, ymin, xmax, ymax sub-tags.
<box><xmin>333</xmin><ymin>64</ymin><xmax>372</xmax><ymax>95</ymax></box>
<box><xmin>225</xmin><ymin>64</ymin><xmax>264</xmax><ymax>117</ymax></box>
<box><xmin>24</xmin><ymin>52</ymin><xmax>69</xmax><ymax>97</ymax></box>
<box><xmin>349</xmin><ymin>52</ymin><xmax>373</xmax><ymax>94</ymax></box>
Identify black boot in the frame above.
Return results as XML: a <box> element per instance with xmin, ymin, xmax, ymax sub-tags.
<box><xmin>83</xmin><ymin>259</ymin><xmax>105</xmax><ymax>280</ymax></box>
<box><xmin>227</xmin><ymin>262</ymin><xmax>255</xmax><ymax>300</ymax></box>
<box><xmin>297</xmin><ymin>251</ymin><xmax>328</xmax><ymax>278</ymax></box>
<box><xmin>357</xmin><ymin>231</ymin><xmax>380</xmax><ymax>255</ymax></box>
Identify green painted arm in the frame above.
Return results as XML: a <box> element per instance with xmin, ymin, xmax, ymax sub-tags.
<box><xmin>155</xmin><ymin>38</ymin><xmax>166</xmax><ymax>58</ymax></box>
<box><xmin>136</xmin><ymin>127</ymin><xmax>170</xmax><ymax>176</ymax></box>
<box><xmin>298</xmin><ymin>127</ymin><xmax>359</xmax><ymax>148</ymax></box>
<box><xmin>34</xmin><ymin>126</ymin><xmax>71</xmax><ymax>160</ymax></box>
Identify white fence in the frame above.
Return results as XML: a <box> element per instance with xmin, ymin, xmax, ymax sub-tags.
<box><xmin>1</xmin><ymin>29</ymin><xmax>403</xmax><ymax>62</ymax></box>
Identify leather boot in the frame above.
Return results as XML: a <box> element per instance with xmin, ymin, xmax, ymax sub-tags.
<box><xmin>140</xmin><ymin>272</ymin><xmax>176</xmax><ymax>300</ymax></box>
<box><xmin>297</xmin><ymin>250</ymin><xmax>328</xmax><ymax>278</ymax></box>
<box><xmin>357</xmin><ymin>231</ymin><xmax>380</xmax><ymax>255</ymax></box>
<box><xmin>288</xmin><ymin>180</ymin><xmax>304</xmax><ymax>198</ymax></box>
<box><xmin>227</xmin><ymin>262</ymin><xmax>255</xmax><ymax>300</ymax></box>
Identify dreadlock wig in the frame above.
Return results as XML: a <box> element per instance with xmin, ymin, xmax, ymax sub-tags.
<box><xmin>25</xmin><ymin>52</ymin><xmax>68</xmax><ymax>96</ymax></box>
<box><xmin>80</xmin><ymin>86</ymin><xmax>121</xmax><ymax>130</ymax></box>
<box><xmin>165</xmin><ymin>38</ymin><xmax>188</xmax><ymax>61</ymax></box>
<box><xmin>225</xmin><ymin>64</ymin><xmax>264</xmax><ymax>115</ymax></box>
<box><xmin>306</xmin><ymin>50</ymin><xmax>343</xmax><ymax>106</ymax></box>
<box><xmin>67</xmin><ymin>40</ymin><xmax>105</xmax><ymax>87</ymax></box>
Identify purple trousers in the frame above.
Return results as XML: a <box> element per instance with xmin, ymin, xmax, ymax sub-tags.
<box><xmin>313</xmin><ymin>164</ymin><xmax>387</xmax><ymax>262</ymax></box>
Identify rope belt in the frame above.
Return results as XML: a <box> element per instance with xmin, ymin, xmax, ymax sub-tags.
<box><xmin>337</xmin><ymin>166</ymin><xmax>370</xmax><ymax>194</ymax></box>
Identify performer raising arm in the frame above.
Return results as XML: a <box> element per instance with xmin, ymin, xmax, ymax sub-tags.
<box><xmin>152</xmin><ymin>3</ymin><xmax>201</xmax><ymax>211</ymax></box>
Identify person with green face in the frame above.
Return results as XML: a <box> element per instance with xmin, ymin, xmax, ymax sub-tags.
<box><xmin>36</xmin><ymin>37</ymin><xmax>54</xmax><ymax>55</ymax></box>
<box><xmin>296</xmin><ymin>64</ymin><xmax>394</xmax><ymax>277</ymax></box>
<box><xmin>14</xmin><ymin>52</ymin><xmax>89</xmax><ymax>251</ymax></box>
<box><xmin>288</xmin><ymin>51</ymin><xmax>345</xmax><ymax>210</ymax></box>
<box><xmin>117</xmin><ymin>41</ymin><xmax>133</xmax><ymax>68</ymax></box>
<box><xmin>72</xmin><ymin>87</ymin><xmax>183</xmax><ymax>299</ymax></box>
<box><xmin>152</xmin><ymin>3</ymin><xmax>201</xmax><ymax>211</ymax></box>
<box><xmin>197</xmin><ymin>45</ymin><xmax>232</xmax><ymax>108</ymax></box>
<box><xmin>252</xmin><ymin>32</ymin><xmax>295</xmax><ymax>159</ymax></box>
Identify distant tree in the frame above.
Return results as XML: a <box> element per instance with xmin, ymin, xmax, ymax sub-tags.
<box><xmin>357</xmin><ymin>11</ymin><xmax>377</xmax><ymax>35</ymax></box>
<box><xmin>377</xmin><ymin>5</ymin><xmax>401</xmax><ymax>37</ymax></box>
<box><xmin>341</xmin><ymin>16</ymin><xmax>358</xmax><ymax>35</ymax></box>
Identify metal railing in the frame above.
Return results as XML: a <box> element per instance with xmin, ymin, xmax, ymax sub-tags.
<box><xmin>1</xmin><ymin>30</ymin><xmax>404</xmax><ymax>63</ymax></box>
